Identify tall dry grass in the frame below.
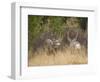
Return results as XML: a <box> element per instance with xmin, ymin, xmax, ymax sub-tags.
<box><xmin>28</xmin><ymin>46</ymin><xmax>88</xmax><ymax>66</ymax></box>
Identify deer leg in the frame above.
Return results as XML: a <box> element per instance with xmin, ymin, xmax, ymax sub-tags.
<box><xmin>47</xmin><ymin>47</ymin><xmax>52</xmax><ymax>56</ymax></box>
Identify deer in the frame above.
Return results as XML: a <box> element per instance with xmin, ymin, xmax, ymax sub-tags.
<box><xmin>67</xmin><ymin>30</ymin><xmax>81</xmax><ymax>54</ymax></box>
<box><xmin>45</xmin><ymin>37</ymin><xmax>62</xmax><ymax>56</ymax></box>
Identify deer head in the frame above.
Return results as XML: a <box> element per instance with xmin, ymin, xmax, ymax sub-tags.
<box><xmin>45</xmin><ymin>36</ymin><xmax>63</xmax><ymax>49</ymax></box>
<box><xmin>67</xmin><ymin>30</ymin><xmax>78</xmax><ymax>42</ymax></box>
<box><xmin>67</xmin><ymin>30</ymin><xmax>81</xmax><ymax>49</ymax></box>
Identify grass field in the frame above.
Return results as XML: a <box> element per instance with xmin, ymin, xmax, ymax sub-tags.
<box><xmin>28</xmin><ymin>46</ymin><xmax>88</xmax><ymax>66</ymax></box>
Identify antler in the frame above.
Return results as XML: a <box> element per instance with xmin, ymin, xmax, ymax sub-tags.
<box><xmin>67</xmin><ymin>30</ymin><xmax>72</xmax><ymax>42</ymax></box>
<box><xmin>73</xmin><ymin>30</ymin><xmax>78</xmax><ymax>41</ymax></box>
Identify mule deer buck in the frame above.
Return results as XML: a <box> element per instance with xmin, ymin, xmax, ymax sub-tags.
<box><xmin>45</xmin><ymin>38</ymin><xmax>62</xmax><ymax>55</ymax></box>
<box><xmin>67</xmin><ymin>30</ymin><xmax>81</xmax><ymax>54</ymax></box>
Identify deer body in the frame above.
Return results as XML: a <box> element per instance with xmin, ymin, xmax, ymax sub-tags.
<box><xmin>67</xmin><ymin>30</ymin><xmax>81</xmax><ymax>54</ymax></box>
<box><xmin>70</xmin><ymin>40</ymin><xmax>81</xmax><ymax>49</ymax></box>
<box><xmin>45</xmin><ymin>38</ymin><xmax>62</xmax><ymax>55</ymax></box>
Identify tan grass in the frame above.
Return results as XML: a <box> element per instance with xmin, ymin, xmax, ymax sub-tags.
<box><xmin>28</xmin><ymin>47</ymin><xmax>88</xmax><ymax>66</ymax></box>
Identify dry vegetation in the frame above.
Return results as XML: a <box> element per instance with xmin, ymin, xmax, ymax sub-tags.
<box><xmin>28</xmin><ymin>46</ymin><xmax>88</xmax><ymax>66</ymax></box>
<box><xmin>28</xmin><ymin>16</ymin><xmax>88</xmax><ymax>66</ymax></box>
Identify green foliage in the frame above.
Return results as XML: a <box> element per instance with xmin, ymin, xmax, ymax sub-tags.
<box><xmin>79</xmin><ymin>17</ymin><xmax>88</xmax><ymax>31</ymax></box>
<box><xmin>28</xmin><ymin>15</ymin><xmax>88</xmax><ymax>50</ymax></box>
<box><xmin>28</xmin><ymin>15</ymin><xmax>42</xmax><ymax>49</ymax></box>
